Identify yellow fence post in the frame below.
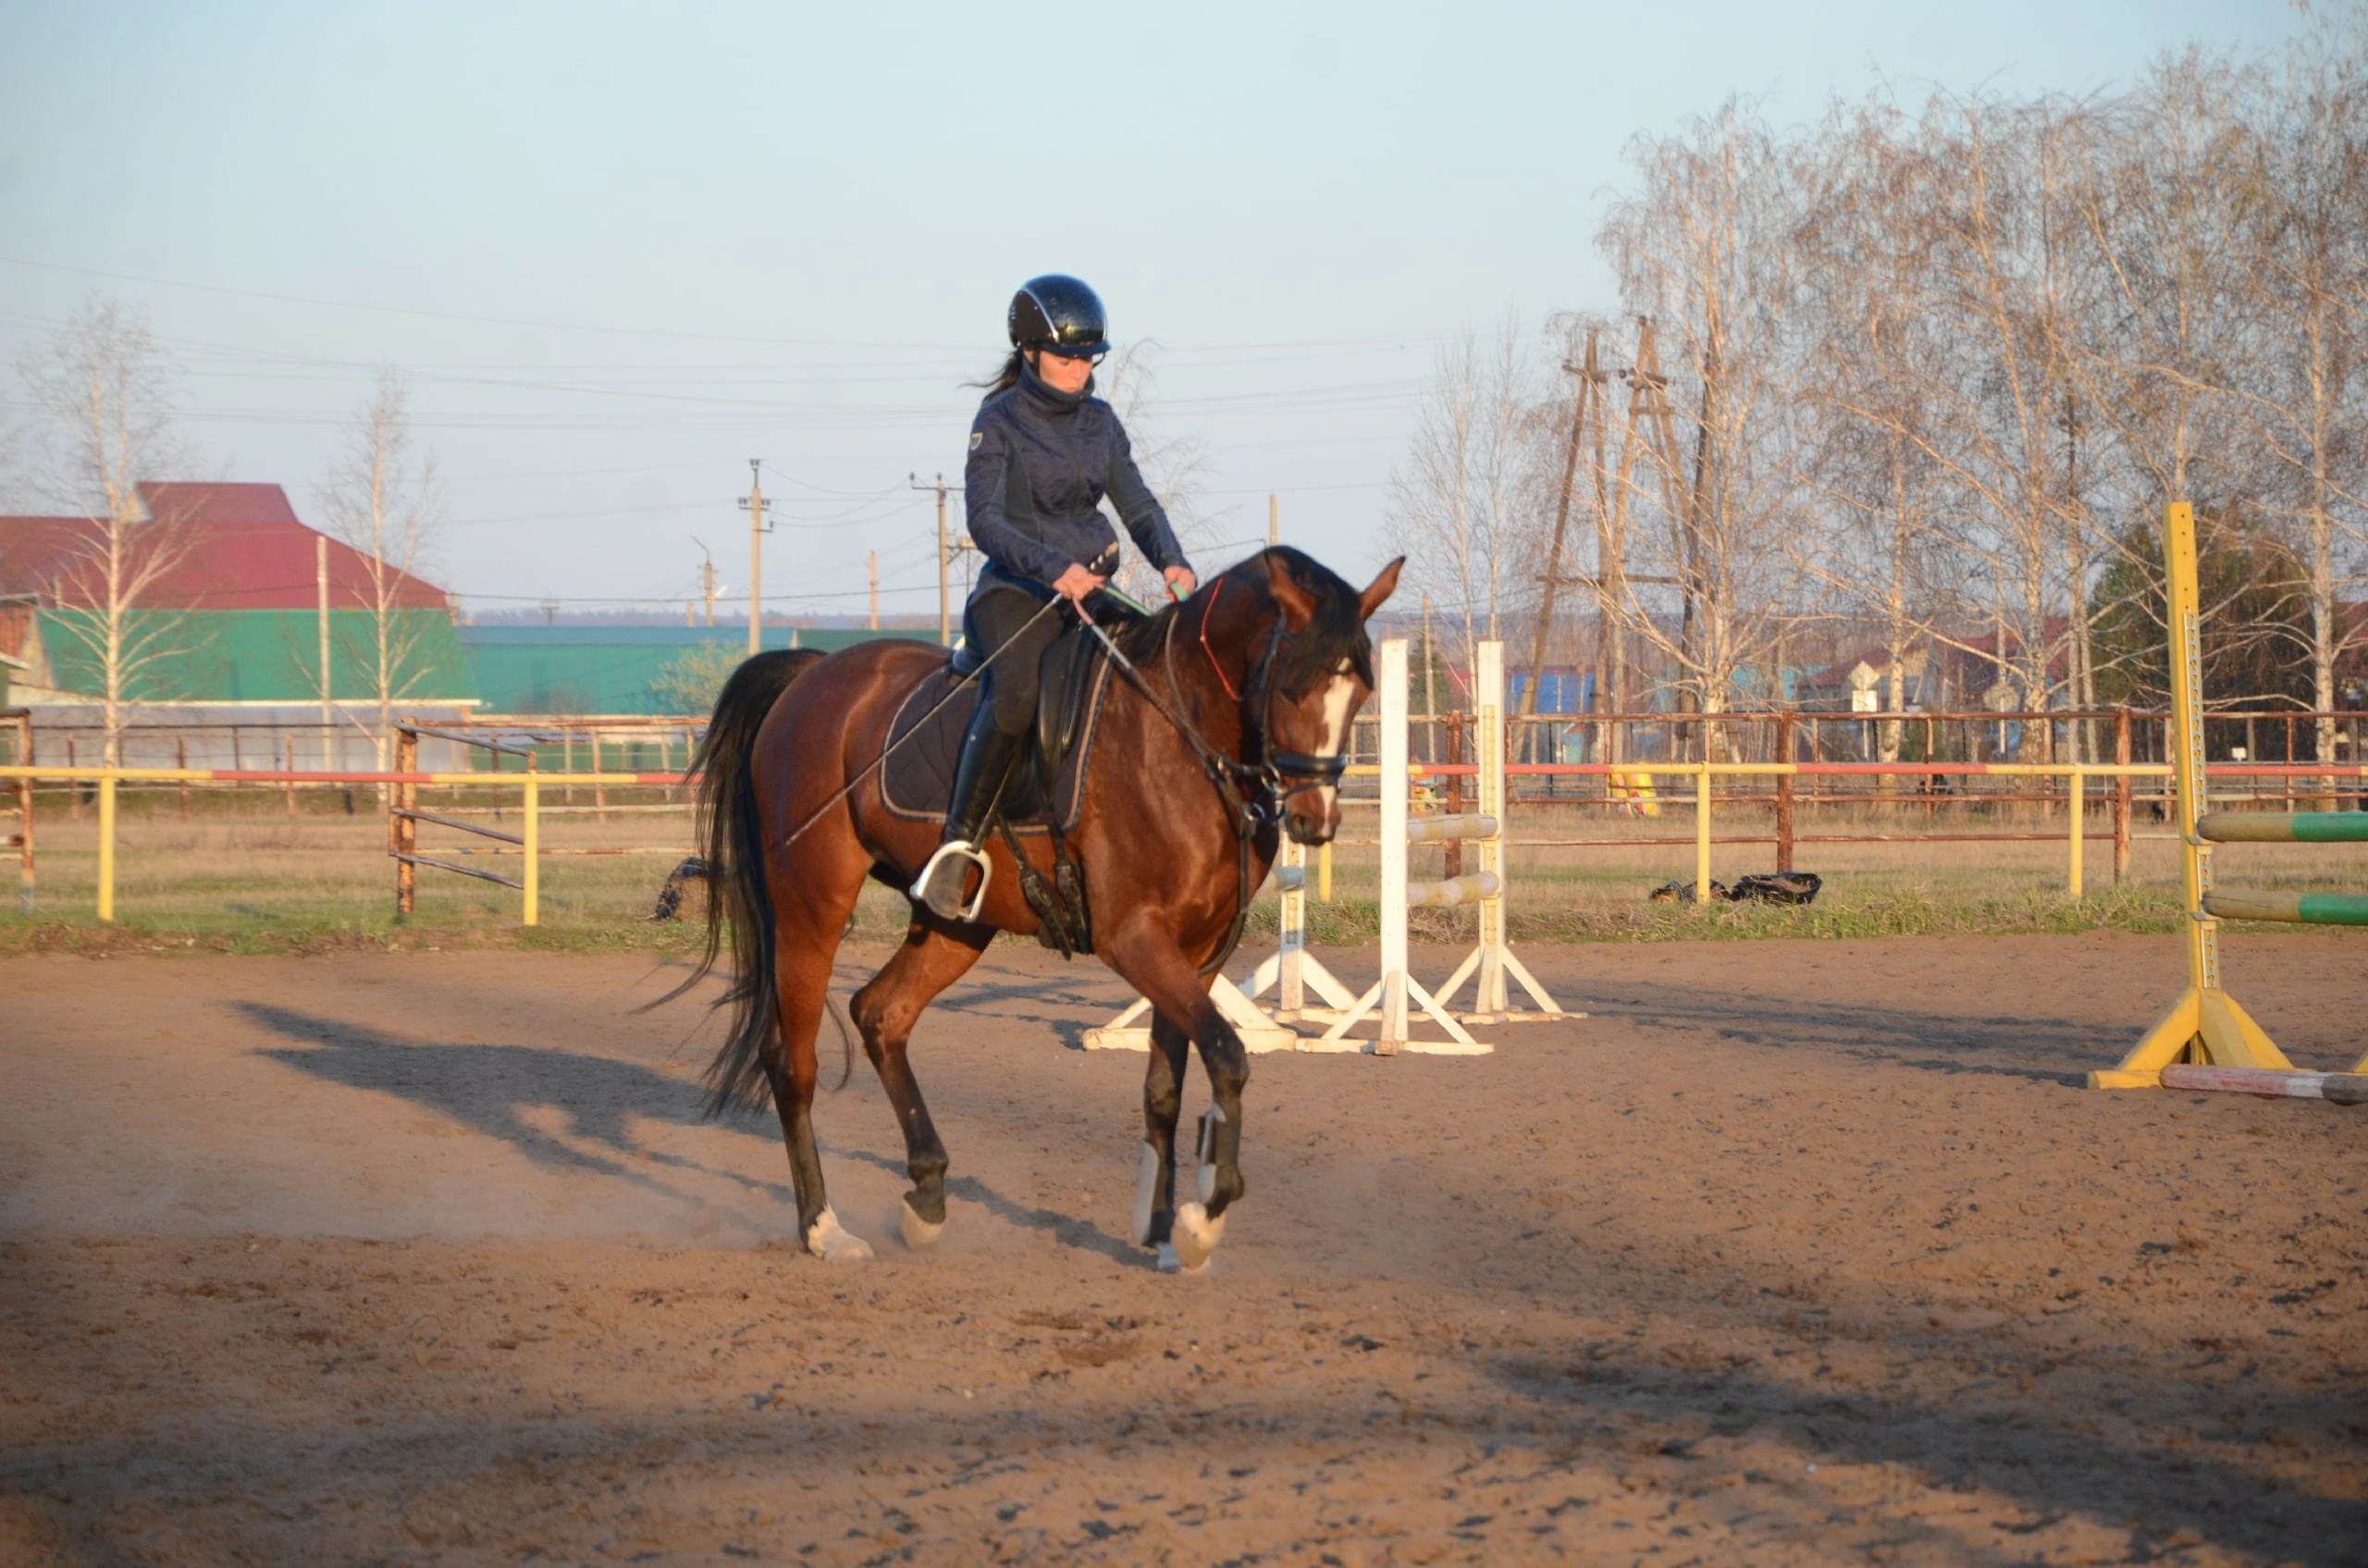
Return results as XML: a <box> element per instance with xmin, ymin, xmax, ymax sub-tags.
<box><xmin>96</xmin><ymin>771</ymin><xmax>117</xmax><ymax>922</ymax></box>
<box><xmin>2066</xmin><ymin>764</ymin><xmax>2084</xmax><ymax>899</ymax></box>
<box><xmin>1318</xmin><ymin>840</ymin><xmax>1332</xmax><ymax>903</ymax></box>
<box><xmin>521</xmin><ymin>774</ymin><xmax>539</xmax><ymax>927</ymax></box>
<box><xmin>1695</xmin><ymin>761</ymin><xmax>1712</xmax><ymax>904</ymax></box>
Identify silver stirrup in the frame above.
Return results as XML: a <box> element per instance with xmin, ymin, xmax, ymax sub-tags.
<box><xmin>910</xmin><ymin>840</ymin><xmax>993</xmax><ymax>923</ymax></box>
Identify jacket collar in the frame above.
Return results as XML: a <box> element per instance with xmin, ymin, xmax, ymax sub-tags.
<box><xmin>1018</xmin><ymin>360</ymin><xmax>1088</xmax><ymax>416</ymax></box>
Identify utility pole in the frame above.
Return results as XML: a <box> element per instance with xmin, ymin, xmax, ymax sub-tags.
<box><xmin>1268</xmin><ymin>494</ymin><xmax>1279</xmax><ymax>549</ymax></box>
<box><xmin>1522</xmin><ymin>330</ymin><xmax>1595</xmax><ymax>728</ymax></box>
<box><xmin>738</xmin><ymin>460</ymin><xmax>771</xmax><ymax>656</ymax></box>
<box><xmin>1628</xmin><ymin>318</ymin><xmax>1701</xmax><ymax>718</ymax></box>
<box><xmin>316</xmin><ymin>534</ymin><xmax>331</xmax><ymax>771</ymax></box>
<box><xmin>692</xmin><ymin>538</ymin><xmax>720</xmax><ymax>627</ymax></box>
<box><xmin>910</xmin><ymin>473</ymin><xmax>959</xmax><ymax>647</ymax></box>
<box><xmin>868</xmin><ymin>550</ymin><xmax>879</xmax><ymax>630</ymax></box>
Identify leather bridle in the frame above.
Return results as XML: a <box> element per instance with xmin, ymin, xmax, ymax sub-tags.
<box><xmin>1194</xmin><ymin>578</ymin><xmax>1353</xmax><ymax>810</ymax></box>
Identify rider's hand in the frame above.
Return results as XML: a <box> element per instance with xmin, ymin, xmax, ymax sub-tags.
<box><xmin>1052</xmin><ymin>562</ymin><xmax>1106</xmax><ymax>602</ymax></box>
<box><xmin>1164</xmin><ymin>566</ymin><xmax>1199</xmax><ymax>599</ymax></box>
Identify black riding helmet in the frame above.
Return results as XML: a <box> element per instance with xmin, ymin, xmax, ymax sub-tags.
<box><xmin>1008</xmin><ymin>275</ymin><xmax>1109</xmax><ymax>358</ymax></box>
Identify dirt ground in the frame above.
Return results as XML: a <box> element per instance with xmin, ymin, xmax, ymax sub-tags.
<box><xmin>2</xmin><ymin>932</ymin><xmax>2363</xmax><ymax>1566</ymax></box>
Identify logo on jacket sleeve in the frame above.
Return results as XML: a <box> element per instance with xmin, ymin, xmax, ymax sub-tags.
<box><xmin>970</xmin><ymin>431</ymin><xmax>983</xmax><ymax>451</ymax></box>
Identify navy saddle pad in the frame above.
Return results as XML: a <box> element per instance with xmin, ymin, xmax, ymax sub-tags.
<box><xmin>878</xmin><ymin>631</ymin><xmax>1116</xmax><ymax>834</ymax></box>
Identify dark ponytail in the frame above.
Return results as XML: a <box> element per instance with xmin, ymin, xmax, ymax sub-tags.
<box><xmin>970</xmin><ymin>349</ymin><xmax>1026</xmax><ymax>395</ymax></box>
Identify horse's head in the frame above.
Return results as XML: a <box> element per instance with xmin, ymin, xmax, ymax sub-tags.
<box><xmin>1244</xmin><ymin>548</ymin><xmax>1402</xmax><ymax>845</ymax></box>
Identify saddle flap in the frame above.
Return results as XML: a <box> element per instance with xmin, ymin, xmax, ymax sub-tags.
<box><xmin>1035</xmin><ymin>627</ymin><xmax>1104</xmax><ymax>768</ymax></box>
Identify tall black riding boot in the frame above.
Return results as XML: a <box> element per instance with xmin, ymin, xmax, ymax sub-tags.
<box><xmin>910</xmin><ymin>710</ymin><xmax>1023</xmax><ymax>921</ymax></box>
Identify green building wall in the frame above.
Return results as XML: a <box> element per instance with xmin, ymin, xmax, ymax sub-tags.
<box><xmin>34</xmin><ymin>608</ymin><xmax>477</xmax><ymax>704</ymax></box>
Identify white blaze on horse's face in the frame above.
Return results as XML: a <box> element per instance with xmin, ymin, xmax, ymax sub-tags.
<box><xmin>1281</xmin><ymin>659</ymin><xmax>1362</xmax><ymax>844</ymax></box>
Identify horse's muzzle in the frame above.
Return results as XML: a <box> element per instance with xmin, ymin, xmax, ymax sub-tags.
<box><xmin>1283</xmin><ymin>786</ymin><xmax>1340</xmax><ymax>846</ymax></box>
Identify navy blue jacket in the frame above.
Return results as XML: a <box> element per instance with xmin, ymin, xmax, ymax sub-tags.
<box><xmin>964</xmin><ymin>363</ymin><xmax>1189</xmax><ymax>599</ymax></box>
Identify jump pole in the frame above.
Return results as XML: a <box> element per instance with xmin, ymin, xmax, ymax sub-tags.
<box><xmin>2091</xmin><ymin>501</ymin><xmax>2368</xmax><ymax>1092</ymax></box>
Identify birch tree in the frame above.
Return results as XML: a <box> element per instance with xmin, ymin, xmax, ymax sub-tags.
<box><xmin>320</xmin><ymin>368</ymin><xmax>443</xmax><ymax>772</ymax></box>
<box><xmin>1599</xmin><ymin>102</ymin><xmax>1809</xmax><ymax>734</ymax></box>
<box><xmin>1386</xmin><ymin>329</ymin><xmax>1499</xmax><ymax>675</ymax></box>
<box><xmin>18</xmin><ymin>298</ymin><xmax>196</xmax><ymax>765</ymax></box>
<box><xmin>1094</xmin><ymin>341</ymin><xmax>1218</xmax><ymax>602</ymax></box>
<box><xmin>1795</xmin><ymin>99</ymin><xmax>1963</xmax><ymax>759</ymax></box>
<box><xmin>2230</xmin><ymin>11</ymin><xmax>2368</xmax><ymax>767</ymax></box>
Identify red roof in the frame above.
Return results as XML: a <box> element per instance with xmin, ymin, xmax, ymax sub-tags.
<box><xmin>0</xmin><ymin>483</ymin><xmax>450</xmax><ymax>611</ymax></box>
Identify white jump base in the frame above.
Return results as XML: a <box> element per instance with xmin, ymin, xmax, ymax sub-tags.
<box><xmin>1082</xmin><ymin>638</ymin><xmax>1574</xmax><ymax>1058</ymax></box>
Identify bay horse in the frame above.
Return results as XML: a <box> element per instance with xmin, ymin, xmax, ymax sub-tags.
<box><xmin>678</xmin><ymin>547</ymin><xmax>1401</xmax><ymax>1271</ymax></box>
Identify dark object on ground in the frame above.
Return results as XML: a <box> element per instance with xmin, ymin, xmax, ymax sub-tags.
<box><xmin>1730</xmin><ymin>871</ymin><xmax>1821</xmax><ymax>905</ymax></box>
<box><xmin>1650</xmin><ymin>880</ymin><xmax>1726</xmax><ymax>903</ymax></box>
<box><xmin>1650</xmin><ymin>871</ymin><xmax>1821</xmax><ymax>907</ymax></box>
<box><xmin>653</xmin><ymin>858</ymin><xmax>710</xmax><ymax>922</ymax></box>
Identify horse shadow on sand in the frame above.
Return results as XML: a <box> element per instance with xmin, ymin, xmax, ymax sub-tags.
<box><xmin>236</xmin><ymin>1000</ymin><xmax>1137</xmax><ymax>1262</ymax></box>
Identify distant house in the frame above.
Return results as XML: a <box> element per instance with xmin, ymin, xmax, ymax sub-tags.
<box><xmin>0</xmin><ymin>482</ymin><xmax>478</xmax><ymax>710</ymax></box>
<box><xmin>0</xmin><ymin>483</ymin><xmax>479</xmax><ymax>764</ymax></box>
<box><xmin>1792</xmin><ymin>628</ymin><xmax>2068</xmax><ymax>714</ymax></box>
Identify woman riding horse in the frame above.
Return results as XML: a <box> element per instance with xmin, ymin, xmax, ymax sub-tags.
<box><xmin>909</xmin><ymin>275</ymin><xmax>1200</xmax><ymax>921</ymax></box>
<box><xmin>677</xmin><ymin>276</ymin><xmax>1402</xmax><ymax>1272</ymax></box>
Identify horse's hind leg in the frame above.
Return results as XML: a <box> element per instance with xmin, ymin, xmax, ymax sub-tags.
<box><xmin>849</xmin><ymin>915</ymin><xmax>992</xmax><ymax>1250</ymax></box>
<box><xmin>1134</xmin><ymin>1012</ymin><xmax>1190</xmax><ymax>1253</ymax></box>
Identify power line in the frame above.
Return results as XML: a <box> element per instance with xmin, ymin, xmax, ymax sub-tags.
<box><xmin>0</xmin><ymin>254</ymin><xmax>1462</xmax><ymax>358</ymax></box>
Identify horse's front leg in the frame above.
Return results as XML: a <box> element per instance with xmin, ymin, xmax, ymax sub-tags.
<box><xmin>1104</xmin><ymin>925</ymin><xmax>1249</xmax><ymax>1272</ymax></box>
<box><xmin>1134</xmin><ymin>1013</ymin><xmax>1191</xmax><ymax>1253</ymax></box>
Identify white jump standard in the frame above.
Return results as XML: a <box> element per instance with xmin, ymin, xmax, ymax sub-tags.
<box><xmin>1309</xmin><ymin>639</ymin><xmax>1563</xmax><ymax>1053</ymax></box>
<box><xmin>1083</xmin><ymin>636</ymin><xmax>1569</xmax><ymax>1058</ymax></box>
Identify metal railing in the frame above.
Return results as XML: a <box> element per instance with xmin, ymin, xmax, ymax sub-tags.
<box><xmin>0</xmin><ymin>760</ymin><xmax>692</xmax><ymax>925</ymax></box>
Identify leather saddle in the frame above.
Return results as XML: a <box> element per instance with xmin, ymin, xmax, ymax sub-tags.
<box><xmin>878</xmin><ymin>611</ymin><xmax>1129</xmax><ymax>834</ymax></box>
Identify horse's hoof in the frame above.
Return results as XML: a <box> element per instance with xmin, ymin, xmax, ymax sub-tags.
<box><xmin>1155</xmin><ymin>1241</ymin><xmax>1208</xmax><ymax>1275</ymax></box>
<box><xmin>1170</xmin><ymin>1201</ymin><xmax>1225</xmax><ymax>1271</ymax></box>
<box><xmin>899</xmin><ymin>1198</ymin><xmax>944</xmax><ymax>1252</ymax></box>
<box><xmin>805</xmin><ymin>1207</ymin><xmax>874</xmax><ymax>1262</ymax></box>
<box><xmin>1131</xmin><ymin>1142</ymin><xmax>1160</xmax><ymax>1247</ymax></box>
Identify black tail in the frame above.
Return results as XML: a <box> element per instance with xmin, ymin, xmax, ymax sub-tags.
<box><xmin>672</xmin><ymin>648</ymin><xmax>825</xmax><ymax>1116</ymax></box>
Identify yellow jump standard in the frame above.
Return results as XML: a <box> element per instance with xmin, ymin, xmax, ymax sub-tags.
<box><xmin>2091</xmin><ymin>501</ymin><xmax>2368</xmax><ymax>1091</ymax></box>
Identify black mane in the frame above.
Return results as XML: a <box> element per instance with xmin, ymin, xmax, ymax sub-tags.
<box><xmin>1116</xmin><ymin>547</ymin><xmax>1373</xmax><ymax>693</ymax></box>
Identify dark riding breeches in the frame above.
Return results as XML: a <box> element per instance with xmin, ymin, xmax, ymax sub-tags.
<box><xmin>964</xmin><ymin>582</ymin><xmax>1064</xmax><ymax>737</ymax></box>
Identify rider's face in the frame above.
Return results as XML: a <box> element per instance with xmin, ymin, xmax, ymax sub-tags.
<box><xmin>1030</xmin><ymin>349</ymin><xmax>1095</xmax><ymax>394</ymax></box>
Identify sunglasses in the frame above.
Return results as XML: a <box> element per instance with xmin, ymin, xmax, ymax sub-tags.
<box><xmin>1041</xmin><ymin>345</ymin><xmax>1108</xmax><ymax>364</ymax></box>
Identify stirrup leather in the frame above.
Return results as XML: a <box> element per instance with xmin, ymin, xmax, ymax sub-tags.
<box><xmin>910</xmin><ymin>839</ymin><xmax>993</xmax><ymax>923</ymax></box>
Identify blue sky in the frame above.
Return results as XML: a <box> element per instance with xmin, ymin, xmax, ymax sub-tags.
<box><xmin>0</xmin><ymin>1</ymin><xmax>2305</xmax><ymax>620</ymax></box>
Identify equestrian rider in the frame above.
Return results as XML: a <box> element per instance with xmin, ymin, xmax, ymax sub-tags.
<box><xmin>910</xmin><ymin>275</ymin><xmax>1198</xmax><ymax>920</ymax></box>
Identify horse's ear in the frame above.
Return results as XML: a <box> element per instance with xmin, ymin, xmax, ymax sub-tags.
<box><xmin>1358</xmin><ymin>557</ymin><xmax>1405</xmax><ymax>621</ymax></box>
<box><xmin>1264</xmin><ymin>550</ymin><xmax>1318</xmax><ymax>631</ymax></box>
